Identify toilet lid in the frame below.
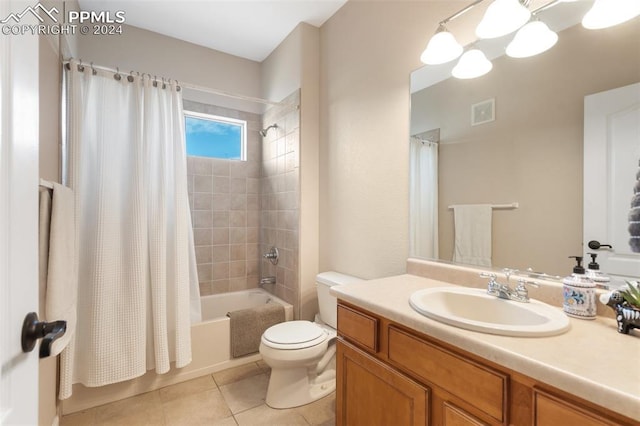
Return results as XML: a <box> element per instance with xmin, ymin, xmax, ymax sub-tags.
<box><xmin>263</xmin><ymin>320</ymin><xmax>325</xmax><ymax>346</ymax></box>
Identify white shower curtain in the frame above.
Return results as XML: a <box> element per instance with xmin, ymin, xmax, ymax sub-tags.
<box><xmin>409</xmin><ymin>138</ymin><xmax>439</xmax><ymax>259</ymax></box>
<box><xmin>60</xmin><ymin>60</ymin><xmax>201</xmax><ymax>398</ymax></box>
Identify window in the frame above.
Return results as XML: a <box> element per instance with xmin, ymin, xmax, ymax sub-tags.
<box><xmin>184</xmin><ymin>111</ymin><xmax>246</xmax><ymax>160</ymax></box>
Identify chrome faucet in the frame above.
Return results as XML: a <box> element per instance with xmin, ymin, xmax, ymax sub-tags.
<box><xmin>480</xmin><ymin>270</ymin><xmax>539</xmax><ymax>303</ymax></box>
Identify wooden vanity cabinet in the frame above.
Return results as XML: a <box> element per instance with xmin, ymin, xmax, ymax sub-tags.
<box><xmin>336</xmin><ymin>302</ymin><xmax>637</xmax><ymax>426</ymax></box>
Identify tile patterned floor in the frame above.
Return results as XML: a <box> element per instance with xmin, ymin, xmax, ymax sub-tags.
<box><xmin>60</xmin><ymin>361</ymin><xmax>335</xmax><ymax>426</ymax></box>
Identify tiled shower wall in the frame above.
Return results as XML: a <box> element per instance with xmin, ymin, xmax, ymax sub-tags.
<box><xmin>260</xmin><ymin>90</ymin><xmax>301</xmax><ymax>313</ymax></box>
<box><xmin>185</xmin><ymin>100</ymin><xmax>262</xmax><ymax>296</ymax></box>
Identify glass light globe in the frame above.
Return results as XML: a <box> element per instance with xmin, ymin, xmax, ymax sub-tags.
<box><xmin>420</xmin><ymin>29</ymin><xmax>463</xmax><ymax>65</ymax></box>
<box><xmin>476</xmin><ymin>0</ymin><xmax>531</xmax><ymax>39</ymax></box>
<box><xmin>582</xmin><ymin>0</ymin><xmax>640</xmax><ymax>30</ymax></box>
<box><xmin>452</xmin><ymin>50</ymin><xmax>493</xmax><ymax>79</ymax></box>
<box><xmin>506</xmin><ymin>21</ymin><xmax>558</xmax><ymax>58</ymax></box>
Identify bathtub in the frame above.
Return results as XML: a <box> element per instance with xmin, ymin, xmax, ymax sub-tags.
<box><xmin>62</xmin><ymin>288</ymin><xmax>293</xmax><ymax>414</ymax></box>
<box><xmin>192</xmin><ymin>289</ymin><xmax>294</xmax><ymax>369</ymax></box>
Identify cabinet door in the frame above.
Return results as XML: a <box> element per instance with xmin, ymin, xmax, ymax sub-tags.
<box><xmin>336</xmin><ymin>340</ymin><xmax>429</xmax><ymax>426</ymax></box>
<box><xmin>535</xmin><ymin>390</ymin><xmax>620</xmax><ymax>426</ymax></box>
<box><xmin>443</xmin><ymin>402</ymin><xmax>488</xmax><ymax>426</ymax></box>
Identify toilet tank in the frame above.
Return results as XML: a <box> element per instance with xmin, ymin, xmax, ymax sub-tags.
<box><xmin>316</xmin><ymin>271</ymin><xmax>364</xmax><ymax>329</ymax></box>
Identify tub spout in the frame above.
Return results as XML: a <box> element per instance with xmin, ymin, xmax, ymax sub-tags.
<box><xmin>260</xmin><ymin>276</ymin><xmax>276</xmax><ymax>286</ymax></box>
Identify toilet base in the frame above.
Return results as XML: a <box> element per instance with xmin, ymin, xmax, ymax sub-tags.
<box><xmin>264</xmin><ymin>344</ymin><xmax>337</xmax><ymax>409</ymax></box>
<box><xmin>265</xmin><ymin>364</ymin><xmax>336</xmax><ymax>409</ymax></box>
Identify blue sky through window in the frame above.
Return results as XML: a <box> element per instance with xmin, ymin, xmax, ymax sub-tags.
<box><xmin>185</xmin><ymin>114</ymin><xmax>244</xmax><ymax>160</ymax></box>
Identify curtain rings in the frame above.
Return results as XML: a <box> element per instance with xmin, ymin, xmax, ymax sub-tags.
<box><xmin>127</xmin><ymin>71</ymin><xmax>135</xmax><ymax>83</ymax></box>
<box><xmin>91</xmin><ymin>62</ymin><xmax>97</xmax><ymax>75</ymax></box>
<box><xmin>77</xmin><ymin>59</ymin><xmax>84</xmax><ymax>73</ymax></box>
<box><xmin>114</xmin><ymin>67</ymin><xmax>122</xmax><ymax>81</ymax></box>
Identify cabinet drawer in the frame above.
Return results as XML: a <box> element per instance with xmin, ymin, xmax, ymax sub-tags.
<box><xmin>534</xmin><ymin>389</ymin><xmax>618</xmax><ymax>426</ymax></box>
<box><xmin>337</xmin><ymin>304</ymin><xmax>378</xmax><ymax>352</ymax></box>
<box><xmin>388</xmin><ymin>326</ymin><xmax>506</xmax><ymax>423</ymax></box>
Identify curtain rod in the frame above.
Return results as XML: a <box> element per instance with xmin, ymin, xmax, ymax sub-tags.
<box><xmin>448</xmin><ymin>202</ymin><xmax>519</xmax><ymax>210</ymax></box>
<box><xmin>62</xmin><ymin>58</ymin><xmax>283</xmax><ymax>107</ymax></box>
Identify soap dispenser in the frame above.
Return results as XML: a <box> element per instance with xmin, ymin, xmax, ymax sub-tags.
<box><xmin>585</xmin><ymin>253</ymin><xmax>610</xmax><ymax>288</ymax></box>
<box><xmin>563</xmin><ymin>256</ymin><xmax>596</xmax><ymax>320</ymax></box>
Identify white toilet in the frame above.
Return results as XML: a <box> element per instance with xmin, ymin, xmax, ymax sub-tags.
<box><xmin>259</xmin><ymin>271</ymin><xmax>363</xmax><ymax>409</ymax></box>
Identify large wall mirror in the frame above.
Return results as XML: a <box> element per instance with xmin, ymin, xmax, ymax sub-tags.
<box><xmin>409</xmin><ymin>2</ymin><xmax>640</xmax><ymax>279</ymax></box>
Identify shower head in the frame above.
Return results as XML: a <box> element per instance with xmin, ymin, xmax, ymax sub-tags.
<box><xmin>259</xmin><ymin>124</ymin><xmax>278</xmax><ymax>137</ymax></box>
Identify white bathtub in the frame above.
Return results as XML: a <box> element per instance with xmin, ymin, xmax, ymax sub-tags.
<box><xmin>191</xmin><ymin>289</ymin><xmax>294</xmax><ymax>370</ymax></box>
<box><xmin>62</xmin><ymin>288</ymin><xmax>293</xmax><ymax>414</ymax></box>
<box><xmin>200</xmin><ymin>288</ymin><xmax>294</xmax><ymax>322</ymax></box>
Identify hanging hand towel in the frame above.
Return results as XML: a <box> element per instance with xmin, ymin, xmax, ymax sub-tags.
<box><xmin>40</xmin><ymin>183</ymin><xmax>78</xmax><ymax>356</ymax></box>
<box><xmin>452</xmin><ymin>204</ymin><xmax>492</xmax><ymax>267</ymax></box>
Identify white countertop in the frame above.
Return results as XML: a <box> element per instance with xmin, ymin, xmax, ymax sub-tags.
<box><xmin>330</xmin><ymin>274</ymin><xmax>640</xmax><ymax>421</ymax></box>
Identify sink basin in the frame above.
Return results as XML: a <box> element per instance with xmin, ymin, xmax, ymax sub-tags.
<box><xmin>409</xmin><ymin>287</ymin><xmax>570</xmax><ymax>337</ymax></box>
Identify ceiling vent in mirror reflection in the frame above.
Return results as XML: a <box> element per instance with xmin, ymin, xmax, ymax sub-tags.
<box><xmin>471</xmin><ymin>98</ymin><xmax>495</xmax><ymax>126</ymax></box>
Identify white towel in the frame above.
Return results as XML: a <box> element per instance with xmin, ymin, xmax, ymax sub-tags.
<box><xmin>40</xmin><ymin>183</ymin><xmax>78</xmax><ymax>356</ymax></box>
<box><xmin>453</xmin><ymin>204</ymin><xmax>492</xmax><ymax>267</ymax></box>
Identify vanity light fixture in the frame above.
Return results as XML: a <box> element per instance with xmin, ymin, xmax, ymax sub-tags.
<box><xmin>452</xmin><ymin>49</ymin><xmax>493</xmax><ymax>79</ymax></box>
<box><xmin>506</xmin><ymin>20</ymin><xmax>558</xmax><ymax>58</ymax></box>
<box><xmin>420</xmin><ymin>25</ymin><xmax>464</xmax><ymax>65</ymax></box>
<box><xmin>476</xmin><ymin>0</ymin><xmax>531</xmax><ymax>39</ymax></box>
<box><xmin>420</xmin><ymin>0</ymin><xmax>485</xmax><ymax>65</ymax></box>
<box><xmin>582</xmin><ymin>0</ymin><xmax>640</xmax><ymax>30</ymax></box>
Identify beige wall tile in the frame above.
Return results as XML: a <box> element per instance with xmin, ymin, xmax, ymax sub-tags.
<box><xmin>212</xmin><ymin>228</ymin><xmax>229</xmax><ymax>245</ymax></box>
<box><xmin>211</xmin><ymin>280</ymin><xmax>230</xmax><ymax>294</ymax></box>
<box><xmin>246</xmin><ymin>227</ymin><xmax>259</xmax><ymax>244</ymax></box>
<box><xmin>229</xmin><ymin>228</ymin><xmax>247</xmax><ymax>244</ymax></box>
<box><xmin>193</xmin><ymin>193</ymin><xmax>213</xmax><ymax>210</ymax></box>
<box><xmin>213</xmin><ymin>262</ymin><xmax>230</xmax><ymax>280</ymax></box>
<box><xmin>212</xmin><ymin>194</ymin><xmax>230</xmax><ymax>211</ymax></box>
<box><xmin>193</xmin><ymin>211</ymin><xmax>213</xmax><ymax>228</ymax></box>
<box><xmin>191</xmin><ymin>157</ymin><xmax>212</xmax><ymax>176</ymax></box>
<box><xmin>211</xmin><ymin>159</ymin><xmax>230</xmax><ymax>176</ymax></box>
<box><xmin>193</xmin><ymin>175</ymin><xmax>213</xmax><ymax>193</ymax></box>
<box><xmin>197</xmin><ymin>264</ymin><xmax>212</xmax><ymax>281</ymax></box>
<box><xmin>230</xmin><ymin>194</ymin><xmax>247</xmax><ymax>210</ymax></box>
<box><xmin>230</xmin><ymin>244</ymin><xmax>247</xmax><ymax>261</ymax></box>
<box><xmin>229</xmin><ymin>212</ymin><xmax>247</xmax><ymax>228</ymax></box>
<box><xmin>213</xmin><ymin>176</ymin><xmax>230</xmax><ymax>194</ymax></box>
<box><xmin>229</xmin><ymin>277</ymin><xmax>248</xmax><ymax>291</ymax></box>
<box><xmin>213</xmin><ymin>246</ymin><xmax>230</xmax><ymax>263</ymax></box>
<box><xmin>194</xmin><ymin>228</ymin><xmax>212</xmax><ymax>246</ymax></box>
<box><xmin>229</xmin><ymin>261</ymin><xmax>246</xmax><ymax>278</ymax></box>
<box><xmin>195</xmin><ymin>246</ymin><xmax>212</xmax><ymax>264</ymax></box>
<box><xmin>246</xmin><ymin>178</ymin><xmax>260</xmax><ymax>194</ymax></box>
<box><xmin>199</xmin><ymin>282</ymin><xmax>213</xmax><ymax>296</ymax></box>
<box><xmin>213</xmin><ymin>212</ymin><xmax>229</xmax><ymax>227</ymax></box>
<box><xmin>230</xmin><ymin>178</ymin><xmax>246</xmax><ymax>193</ymax></box>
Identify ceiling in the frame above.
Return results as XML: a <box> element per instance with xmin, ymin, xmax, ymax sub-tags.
<box><xmin>77</xmin><ymin>0</ymin><xmax>347</xmax><ymax>62</ymax></box>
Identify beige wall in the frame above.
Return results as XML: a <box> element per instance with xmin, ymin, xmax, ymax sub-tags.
<box><xmin>411</xmin><ymin>21</ymin><xmax>640</xmax><ymax>276</ymax></box>
<box><xmin>262</xmin><ymin>23</ymin><xmax>321</xmax><ymax>320</ymax></box>
<box><xmin>319</xmin><ymin>1</ymin><xmax>444</xmax><ymax>279</ymax></box>
<box><xmin>77</xmin><ymin>24</ymin><xmax>262</xmax><ymax>113</ymax></box>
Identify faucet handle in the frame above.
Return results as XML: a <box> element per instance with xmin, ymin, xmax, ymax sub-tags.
<box><xmin>502</xmin><ymin>268</ymin><xmax>519</xmax><ymax>283</ymax></box>
<box><xmin>479</xmin><ymin>272</ymin><xmax>497</xmax><ymax>279</ymax></box>
<box><xmin>514</xmin><ymin>279</ymin><xmax>539</xmax><ymax>301</ymax></box>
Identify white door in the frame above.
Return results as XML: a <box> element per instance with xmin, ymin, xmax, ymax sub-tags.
<box><xmin>584</xmin><ymin>83</ymin><xmax>640</xmax><ymax>283</ymax></box>
<box><xmin>0</xmin><ymin>1</ymin><xmax>40</xmax><ymax>424</ymax></box>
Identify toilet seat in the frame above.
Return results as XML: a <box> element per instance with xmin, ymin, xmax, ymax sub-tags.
<box><xmin>262</xmin><ymin>320</ymin><xmax>327</xmax><ymax>350</ymax></box>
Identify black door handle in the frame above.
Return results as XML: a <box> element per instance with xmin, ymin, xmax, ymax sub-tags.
<box><xmin>588</xmin><ymin>240</ymin><xmax>613</xmax><ymax>250</ymax></box>
<box><xmin>21</xmin><ymin>312</ymin><xmax>67</xmax><ymax>358</ymax></box>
